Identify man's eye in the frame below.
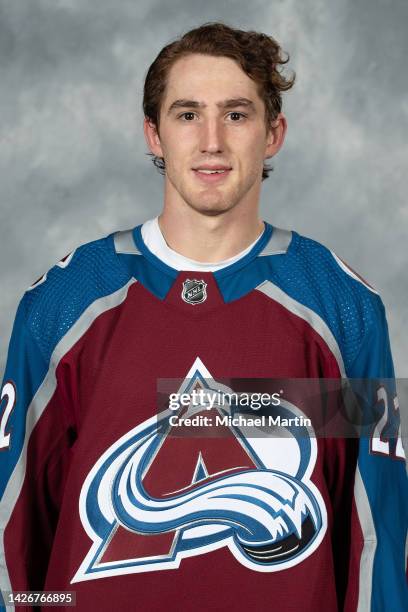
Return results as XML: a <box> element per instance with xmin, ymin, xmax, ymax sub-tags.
<box><xmin>179</xmin><ymin>112</ymin><xmax>196</xmax><ymax>121</ymax></box>
<box><xmin>228</xmin><ymin>112</ymin><xmax>246</xmax><ymax>121</ymax></box>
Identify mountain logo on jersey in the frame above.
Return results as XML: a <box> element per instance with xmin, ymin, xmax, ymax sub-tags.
<box><xmin>181</xmin><ymin>279</ymin><xmax>207</xmax><ymax>304</ymax></box>
<box><xmin>72</xmin><ymin>358</ymin><xmax>327</xmax><ymax>583</ymax></box>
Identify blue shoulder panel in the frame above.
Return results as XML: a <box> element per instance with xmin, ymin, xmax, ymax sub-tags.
<box><xmin>217</xmin><ymin>230</ymin><xmax>383</xmax><ymax>375</ymax></box>
<box><xmin>24</xmin><ymin>236</ymin><xmax>131</xmax><ymax>364</ymax></box>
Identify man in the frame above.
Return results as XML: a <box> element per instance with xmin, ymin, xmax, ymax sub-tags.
<box><xmin>0</xmin><ymin>22</ymin><xmax>407</xmax><ymax>612</ymax></box>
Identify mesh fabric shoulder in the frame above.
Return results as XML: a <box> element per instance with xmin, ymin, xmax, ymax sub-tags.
<box><xmin>22</xmin><ymin>236</ymin><xmax>131</xmax><ymax>365</ymax></box>
<box><xmin>264</xmin><ymin>231</ymin><xmax>383</xmax><ymax>374</ymax></box>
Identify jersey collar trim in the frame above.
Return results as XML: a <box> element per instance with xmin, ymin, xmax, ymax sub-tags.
<box><xmin>132</xmin><ymin>222</ymin><xmax>275</xmax><ymax>279</ymax></box>
<box><xmin>132</xmin><ymin>225</ymin><xmax>179</xmax><ymax>279</ymax></box>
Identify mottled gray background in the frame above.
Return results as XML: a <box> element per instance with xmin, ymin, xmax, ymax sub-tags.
<box><xmin>0</xmin><ymin>0</ymin><xmax>407</xmax><ymax>390</ymax></box>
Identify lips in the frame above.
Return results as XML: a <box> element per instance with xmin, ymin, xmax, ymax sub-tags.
<box><xmin>195</xmin><ymin>169</ymin><xmax>228</xmax><ymax>174</ymax></box>
<box><xmin>193</xmin><ymin>165</ymin><xmax>231</xmax><ymax>172</ymax></box>
<box><xmin>192</xmin><ymin>167</ymin><xmax>232</xmax><ymax>183</ymax></box>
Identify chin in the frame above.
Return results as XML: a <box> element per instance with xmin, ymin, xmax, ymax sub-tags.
<box><xmin>184</xmin><ymin>188</ymin><xmax>240</xmax><ymax>216</ymax></box>
<box><xmin>188</xmin><ymin>199</ymin><xmax>237</xmax><ymax>217</ymax></box>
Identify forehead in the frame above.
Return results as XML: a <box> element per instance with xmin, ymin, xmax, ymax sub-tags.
<box><xmin>162</xmin><ymin>53</ymin><xmax>262</xmax><ymax>107</ymax></box>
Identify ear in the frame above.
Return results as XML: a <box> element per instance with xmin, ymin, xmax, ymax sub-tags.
<box><xmin>143</xmin><ymin>117</ymin><xmax>164</xmax><ymax>158</ymax></box>
<box><xmin>264</xmin><ymin>112</ymin><xmax>287</xmax><ymax>160</ymax></box>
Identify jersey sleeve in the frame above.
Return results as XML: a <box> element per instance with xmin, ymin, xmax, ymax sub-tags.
<box><xmin>0</xmin><ymin>295</ymin><xmax>73</xmax><ymax>608</ymax></box>
<box><xmin>344</xmin><ymin>296</ymin><xmax>408</xmax><ymax>611</ymax></box>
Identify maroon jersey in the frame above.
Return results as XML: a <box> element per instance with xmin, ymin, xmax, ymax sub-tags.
<box><xmin>0</xmin><ymin>222</ymin><xmax>407</xmax><ymax>611</ymax></box>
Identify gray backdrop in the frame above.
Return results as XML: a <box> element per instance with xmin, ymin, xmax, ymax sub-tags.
<box><xmin>0</xmin><ymin>0</ymin><xmax>407</xmax><ymax>388</ymax></box>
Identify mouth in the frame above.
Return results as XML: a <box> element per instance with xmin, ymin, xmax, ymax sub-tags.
<box><xmin>192</xmin><ymin>167</ymin><xmax>232</xmax><ymax>183</ymax></box>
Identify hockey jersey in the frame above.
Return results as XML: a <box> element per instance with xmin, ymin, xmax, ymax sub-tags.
<box><xmin>0</xmin><ymin>222</ymin><xmax>407</xmax><ymax>611</ymax></box>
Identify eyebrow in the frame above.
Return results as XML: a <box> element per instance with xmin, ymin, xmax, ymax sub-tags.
<box><xmin>167</xmin><ymin>97</ymin><xmax>256</xmax><ymax>114</ymax></box>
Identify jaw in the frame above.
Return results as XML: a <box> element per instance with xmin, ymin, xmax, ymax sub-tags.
<box><xmin>164</xmin><ymin>164</ymin><xmax>260</xmax><ymax>216</ymax></box>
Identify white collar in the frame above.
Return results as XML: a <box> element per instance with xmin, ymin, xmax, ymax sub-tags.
<box><xmin>141</xmin><ymin>217</ymin><xmax>264</xmax><ymax>272</ymax></box>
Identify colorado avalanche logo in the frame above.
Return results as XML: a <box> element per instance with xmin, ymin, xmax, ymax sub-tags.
<box><xmin>72</xmin><ymin>358</ymin><xmax>327</xmax><ymax>583</ymax></box>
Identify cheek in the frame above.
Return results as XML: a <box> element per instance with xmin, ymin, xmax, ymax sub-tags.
<box><xmin>162</xmin><ymin>133</ymin><xmax>193</xmax><ymax>164</ymax></box>
<box><xmin>234</xmin><ymin>130</ymin><xmax>266</xmax><ymax>158</ymax></box>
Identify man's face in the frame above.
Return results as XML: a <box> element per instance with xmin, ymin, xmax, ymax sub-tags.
<box><xmin>144</xmin><ymin>53</ymin><xmax>286</xmax><ymax>216</ymax></box>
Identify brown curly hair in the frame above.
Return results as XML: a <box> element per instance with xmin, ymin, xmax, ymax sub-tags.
<box><xmin>143</xmin><ymin>22</ymin><xmax>295</xmax><ymax>180</ymax></box>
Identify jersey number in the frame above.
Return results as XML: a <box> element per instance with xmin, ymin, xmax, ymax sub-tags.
<box><xmin>371</xmin><ymin>386</ymin><xmax>405</xmax><ymax>460</ymax></box>
<box><xmin>0</xmin><ymin>382</ymin><xmax>16</xmax><ymax>450</ymax></box>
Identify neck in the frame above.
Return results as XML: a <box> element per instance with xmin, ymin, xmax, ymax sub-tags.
<box><xmin>158</xmin><ymin>189</ymin><xmax>264</xmax><ymax>263</ymax></box>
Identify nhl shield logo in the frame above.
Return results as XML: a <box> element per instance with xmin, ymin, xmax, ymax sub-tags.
<box><xmin>181</xmin><ymin>279</ymin><xmax>207</xmax><ymax>305</ymax></box>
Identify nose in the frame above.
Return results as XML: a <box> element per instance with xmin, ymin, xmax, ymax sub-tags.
<box><xmin>199</xmin><ymin>118</ymin><xmax>224</xmax><ymax>154</ymax></box>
